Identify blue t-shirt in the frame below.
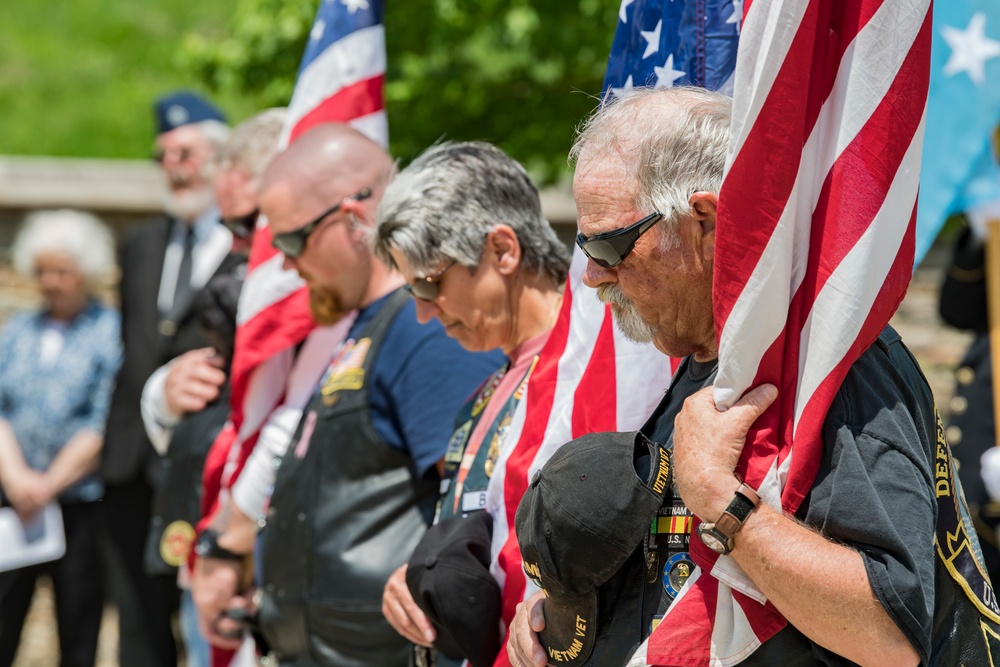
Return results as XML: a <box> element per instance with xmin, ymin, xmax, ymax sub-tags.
<box><xmin>349</xmin><ymin>292</ymin><xmax>505</xmax><ymax>478</ymax></box>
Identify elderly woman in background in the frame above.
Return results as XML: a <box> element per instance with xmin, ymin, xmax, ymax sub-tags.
<box><xmin>0</xmin><ymin>209</ymin><xmax>121</xmax><ymax>667</ymax></box>
<box><xmin>375</xmin><ymin>141</ymin><xmax>570</xmax><ymax>667</ymax></box>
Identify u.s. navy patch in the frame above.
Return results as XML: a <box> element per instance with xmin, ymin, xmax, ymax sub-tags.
<box><xmin>935</xmin><ymin>411</ymin><xmax>1000</xmax><ymax>623</ymax></box>
<box><xmin>648</xmin><ymin>498</ymin><xmax>693</xmax><ymax>552</ymax></box>
<box><xmin>662</xmin><ymin>552</ymin><xmax>694</xmax><ymax>600</ymax></box>
<box><xmin>321</xmin><ymin>338</ymin><xmax>371</xmax><ymax>402</ymax></box>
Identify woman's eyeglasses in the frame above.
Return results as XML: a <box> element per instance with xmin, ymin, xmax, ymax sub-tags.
<box><xmin>405</xmin><ymin>260</ymin><xmax>457</xmax><ymax>301</ymax></box>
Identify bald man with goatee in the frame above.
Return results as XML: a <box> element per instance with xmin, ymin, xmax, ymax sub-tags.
<box><xmin>192</xmin><ymin>124</ymin><xmax>502</xmax><ymax>667</ymax></box>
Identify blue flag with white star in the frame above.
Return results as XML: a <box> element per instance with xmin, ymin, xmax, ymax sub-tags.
<box><xmin>917</xmin><ymin>1</ymin><xmax>1000</xmax><ymax>262</ymax></box>
<box><xmin>604</xmin><ymin>0</ymin><xmax>741</xmax><ymax>95</ymax></box>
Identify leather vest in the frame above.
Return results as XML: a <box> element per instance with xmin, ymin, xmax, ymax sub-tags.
<box><xmin>259</xmin><ymin>290</ymin><xmax>439</xmax><ymax>666</ymax></box>
<box><xmin>144</xmin><ymin>385</ymin><xmax>230</xmax><ymax>575</ymax></box>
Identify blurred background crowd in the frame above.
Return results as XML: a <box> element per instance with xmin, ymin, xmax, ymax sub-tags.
<box><xmin>1</xmin><ymin>0</ymin><xmax>1000</xmax><ymax>666</ymax></box>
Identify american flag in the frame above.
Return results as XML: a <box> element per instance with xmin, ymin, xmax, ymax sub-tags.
<box><xmin>214</xmin><ymin>0</ymin><xmax>388</xmax><ymax>500</ymax></box>
<box><xmin>201</xmin><ymin>4</ymin><xmax>386</xmax><ymax>665</ymax></box>
<box><xmin>632</xmin><ymin>0</ymin><xmax>931</xmax><ymax>665</ymax></box>
<box><xmin>484</xmin><ymin>2</ymin><xmax>738</xmax><ymax>664</ymax></box>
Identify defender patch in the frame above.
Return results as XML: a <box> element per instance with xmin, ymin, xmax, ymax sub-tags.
<box><xmin>935</xmin><ymin>411</ymin><xmax>1000</xmax><ymax>624</ymax></box>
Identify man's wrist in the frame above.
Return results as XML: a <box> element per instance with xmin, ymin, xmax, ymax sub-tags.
<box><xmin>195</xmin><ymin>528</ymin><xmax>248</xmax><ymax>560</ymax></box>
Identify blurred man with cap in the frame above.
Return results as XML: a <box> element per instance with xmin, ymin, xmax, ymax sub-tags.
<box><xmin>139</xmin><ymin>108</ymin><xmax>286</xmax><ymax>667</ymax></box>
<box><xmin>507</xmin><ymin>86</ymin><xmax>997</xmax><ymax>666</ymax></box>
<box><xmin>102</xmin><ymin>90</ymin><xmax>233</xmax><ymax>667</ymax></box>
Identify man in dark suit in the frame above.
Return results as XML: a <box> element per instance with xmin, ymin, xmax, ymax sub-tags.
<box><xmin>102</xmin><ymin>91</ymin><xmax>233</xmax><ymax>667</ymax></box>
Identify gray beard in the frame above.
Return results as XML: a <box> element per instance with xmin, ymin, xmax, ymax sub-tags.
<box><xmin>164</xmin><ymin>186</ymin><xmax>214</xmax><ymax>221</ymax></box>
<box><xmin>596</xmin><ymin>284</ymin><xmax>655</xmax><ymax>343</ymax></box>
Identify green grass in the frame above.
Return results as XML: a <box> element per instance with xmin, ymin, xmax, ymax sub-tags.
<box><xmin>0</xmin><ymin>0</ymin><xmax>263</xmax><ymax>158</ymax></box>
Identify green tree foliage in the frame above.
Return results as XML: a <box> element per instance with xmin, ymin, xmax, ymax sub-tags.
<box><xmin>0</xmin><ymin>0</ymin><xmax>259</xmax><ymax>158</ymax></box>
<box><xmin>178</xmin><ymin>0</ymin><xmax>618</xmax><ymax>183</ymax></box>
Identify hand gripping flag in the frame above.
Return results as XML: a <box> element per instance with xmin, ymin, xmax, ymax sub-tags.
<box><xmin>631</xmin><ymin>1</ymin><xmax>932</xmax><ymax>665</ymax></box>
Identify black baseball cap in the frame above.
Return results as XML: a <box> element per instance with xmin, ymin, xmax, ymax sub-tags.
<box><xmin>515</xmin><ymin>431</ymin><xmax>670</xmax><ymax>666</ymax></box>
<box><xmin>405</xmin><ymin>510</ymin><xmax>501</xmax><ymax>667</ymax></box>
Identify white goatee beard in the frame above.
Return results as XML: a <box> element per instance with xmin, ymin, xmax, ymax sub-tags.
<box><xmin>164</xmin><ymin>186</ymin><xmax>214</xmax><ymax>222</ymax></box>
<box><xmin>596</xmin><ymin>284</ymin><xmax>656</xmax><ymax>343</ymax></box>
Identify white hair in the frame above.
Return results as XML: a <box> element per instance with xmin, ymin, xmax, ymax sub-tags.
<box><xmin>570</xmin><ymin>86</ymin><xmax>732</xmax><ymax>247</ymax></box>
<box><xmin>12</xmin><ymin>209</ymin><xmax>116</xmax><ymax>280</ymax></box>
<box><xmin>215</xmin><ymin>108</ymin><xmax>286</xmax><ymax>182</ymax></box>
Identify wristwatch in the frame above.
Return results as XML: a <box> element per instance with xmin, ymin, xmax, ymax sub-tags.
<box><xmin>696</xmin><ymin>483</ymin><xmax>760</xmax><ymax>555</ymax></box>
<box><xmin>193</xmin><ymin>528</ymin><xmax>245</xmax><ymax>561</ymax></box>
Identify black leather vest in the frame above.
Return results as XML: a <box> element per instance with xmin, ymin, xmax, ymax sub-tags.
<box><xmin>259</xmin><ymin>289</ymin><xmax>439</xmax><ymax>666</ymax></box>
<box><xmin>144</xmin><ymin>385</ymin><xmax>230</xmax><ymax>575</ymax></box>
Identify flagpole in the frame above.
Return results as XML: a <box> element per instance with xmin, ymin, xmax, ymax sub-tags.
<box><xmin>986</xmin><ymin>219</ymin><xmax>1000</xmax><ymax>447</ymax></box>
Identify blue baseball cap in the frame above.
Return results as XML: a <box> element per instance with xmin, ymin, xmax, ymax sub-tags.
<box><xmin>153</xmin><ymin>90</ymin><xmax>227</xmax><ymax>135</ymax></box>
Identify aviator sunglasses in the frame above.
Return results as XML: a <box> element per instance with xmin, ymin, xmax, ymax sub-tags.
<box><xmin>219</xmin><ymin>209</ymin><xmax>259</xmax><ymax>240</ymax></box>
<box><xmin>576</xmin><ymin>211</ymin><xmax>663</xmax><ymax>268</ymax></box>
<box><xmin>271</xmin><ymin>188</ymin><xmax>373</xmax><ymax>258</ymax></box>
<box><xmin>405</xmin><ymin>260</ymin><xmax>457</xmax><ymax>301</ymax></box>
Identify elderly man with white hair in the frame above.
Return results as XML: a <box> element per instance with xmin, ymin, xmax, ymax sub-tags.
<box><xmin>0</xmin><ymin>209</ymin><xmax>121</xmax><ymax>667</ymax></box>
<box><xmin>101</xmin><ymin>90</ymin><xmax>235</xmax><ymax>667</ymax></box>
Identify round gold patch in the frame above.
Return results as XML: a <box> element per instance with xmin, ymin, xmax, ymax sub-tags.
<box><xmin>160</xmin><ymin>521</ymin><xmax>196</xmax><ymax>567</ymax></box>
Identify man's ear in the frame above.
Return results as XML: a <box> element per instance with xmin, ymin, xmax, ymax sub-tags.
<box><xmin>689</xmin><ymin>192</ymin><xmax>718</xmax><ymax>262</ymax></box>
<box><xmin>487</xmin><ymin>224</ymin><xmax>522</xmax><ymax>276</ymax></box>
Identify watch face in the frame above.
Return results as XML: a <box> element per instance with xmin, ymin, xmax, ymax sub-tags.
<box><xmin>697</xmin><ymin>525</ymin><xmax>729</xmax><ymax>554</ymax></box>
<box><xmin>194</xmin><ymin>540</ymin><xmax>208</xmax><ymax>557</ymax></box>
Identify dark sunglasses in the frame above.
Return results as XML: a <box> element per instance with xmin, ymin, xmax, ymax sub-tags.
<box><xmin>575</xmin><ymin>211</ymin><xmax>663</xmax><ymax>268</ymax></box>
<box><xmin>404</xmin><ymin>260</ymin><xmax>456</xmax><ymax>301</ymax></box>
<box><xmin>271</xmin><ymin>188</ymin><xmax>372</xmax><ymax>258</ymax></box>
<box><xmin>153</xmin><ymin>146</ymin><xmax>194</xmax><ymax>164</ymax></box>
<box><xmin>219</xmin><ymin>210</ymin><xmax>259</xmax><ymax>240</ymax></box>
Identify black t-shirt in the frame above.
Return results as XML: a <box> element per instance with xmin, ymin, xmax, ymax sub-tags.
<box><xmin>593</xmin><ymin>326</ymin><xmax>938</xmax><ymax>665</ymax></box>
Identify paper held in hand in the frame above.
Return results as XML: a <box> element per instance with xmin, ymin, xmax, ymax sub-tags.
<box><xmin>0</xmin><ymin>503</ymin><xmax>66</xmax><ymax>572</ymax></box>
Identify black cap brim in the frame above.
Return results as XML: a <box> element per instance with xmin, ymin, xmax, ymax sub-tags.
<box><xmin>538</xmin><ymin>591</ymin><xmax>598</xmax><ymax>666</ymax></box>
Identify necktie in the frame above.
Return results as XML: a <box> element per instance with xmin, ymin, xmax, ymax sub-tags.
<box><xmin>170</xmin><ymin>225</ymin><xmax>195</xmax><ymax>321</ymax></box>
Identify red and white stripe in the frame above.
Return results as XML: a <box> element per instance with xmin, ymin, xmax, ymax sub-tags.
<box><xmin>633</xmin><ymin>0</ymin><xmax>931</xmax><ymax>665</ymax></box>
<box><xmin>486</xmin><ymin>251</ymin><xmax>675</xmax><ymax>666</ymax></box>
<box><xmin>220</xmin><ymin>17</ymin><xmax>388</xmax><ymax>489</ymax></box>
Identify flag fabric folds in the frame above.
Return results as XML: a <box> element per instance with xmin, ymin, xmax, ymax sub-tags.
<box><xmin>631</xmin><ymin>1</ymin><xmax>931</xmax><ymax>665</ymax></box>
<box><xmin>216</xmin><ymin>0</ymin><xmax>387</xmax><ymax>497</ymax></box>
<box><xmin>916</xmin><ymin>0</ymin><xmax>1000</xmax><ymax>263</ymax></box>
<box><xmin>486</xmin><ymin>2</ymin><xmax>736</xmax><ymax>665</ymax></box>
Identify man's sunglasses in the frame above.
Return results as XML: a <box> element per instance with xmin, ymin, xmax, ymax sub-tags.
<box><xmin>271</xmin><ymin>188</ymin><xmax>372</xmax><ymax>259</ymax></box>
<box><xmin>220</xmin><ymin>210</ymin><xmax>259</xmax><ymax>240</ymax></box>
<box><xmin>405</xmin><ymin>260</ymin><xmax>456</xmax><ymax>302</ymax></box>
<box><xmin>575</xmin><ymin>211</ymin><xmax>663</xmax><ymax>268</ymax></box>
<box><xmin>153</xmin><ymin>146</ymin><xmax>195</xmax><ymax>164</ymax></box>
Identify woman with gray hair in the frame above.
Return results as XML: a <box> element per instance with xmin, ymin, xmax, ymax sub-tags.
<box><xmin>376</xmin><ymin>141</ymin><xmax>569</xmax><ymax>667</ymax></box>
<box><xmin>0</xmin><ymin>209</ymin><xmax>121</xmax><ymax>667</ymax></box>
